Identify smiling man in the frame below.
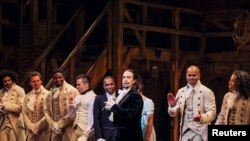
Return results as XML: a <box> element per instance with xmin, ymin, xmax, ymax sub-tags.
<box><xmin>93</xmin><ymin>76</ymin><xmax>117</xmax><ymax>141</ymax></box>
<box><xmin>167</xmin><ymin>65</ymin><xmax>216</xmax><ymax>141</ymax></box>
<box><xmin>44</xmin><ymin>68</ymin><xmax>79</xmax><ymax>141</ymax></box>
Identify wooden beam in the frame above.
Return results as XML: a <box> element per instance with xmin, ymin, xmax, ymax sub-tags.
<box><xmin>205</xmin><ymin>32</ymin><xmax>232</xmax><ymax>37</ymax></box>
<box><xmin>117</xmin><ymin>0</ymin><xmax>124</xmax><ymax>88</ymax></box>
<box><xmin>124</xmin><ymin>6</ymin><xmax>144</xmax><ymax>47</ymax></box>
<box><xmin>206</xmin><ymin>52</ymin><xmax>250</xmax><ymax>62</ymax></box>
<box><xmin>31</xmin><ymin>0</ymin><xmax>38</xmax><ymax>55</ymax></box>
<box><xmin>123</xmin><ymin>47</ymin><xmax>172</xmax><ymax>66</ymax></box>
<box><xmin>124</xmin><ymin>23</ymin><xmax>203</xmax><ymax>37</ymax></box>
<box><xmin>171</xmin><ymin>9</ymin><xmax>180</xmax><ymax>141</ymax></box>
<box><xmin>107</xmin><ymin>6</ymin><xmax>113</xmax><ymax>70</ymax></box>
<box><xmin>47</xmin><ymin>0</ymin><xmax>53</xmax><ymax>42</ymax></box>
<box><xmin>124</xmin><ymin>0</ymin><xmax>202</xmax><ymax>15</ymax></box>
<box><xmin>69</xmin><ymin>58</ymin><xmax>75</xmax><ymax>85</ymax></box>
<box><xmin>204</xmin><ymin>9</ymin><xmax>242</xmax><ymax>22</ymax></box>
<box><xmin>21</xmin><ymin>7</ymin><xmax>82</xmax><ymax>86</ymax></box>
<box><xmin>206</xmin><ymin>20</ymin><xmax>231</xmax><ymax>30</ymax></box>
<box><xmin>87</xmin><ymin>48</ymin><xmax>108</xmax><ymax>88</ymax></box>
<box><xmin>123</xmin><ymin>48</ymin><xmax>136</xmax><ymax>71</ymax></box>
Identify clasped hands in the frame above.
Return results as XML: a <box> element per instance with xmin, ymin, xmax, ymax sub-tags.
<box><xmin>52</xmin><ymin>122</ymin><xmax>61</xmax><ymax>134</ymax></box>
<box><xmin>104</xmin><ymin>97</ymin><xmax>116</xmax><ymax>111</ymax></box>
<box><xmin>28</xmin><ymin>123</ymin><xmax>39</xmax><ymax>134</ymax></box>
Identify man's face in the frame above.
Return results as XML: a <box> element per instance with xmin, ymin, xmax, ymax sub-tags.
<box><xmin>53</xmin><ymin>72</ymin><xmax>64</xmax><ymax>87</ymax></box>
<box><xmin>228</xmin><ymin>74</ymin><xmax>237</xmax><ymax>92</ymax></box>
<box><xmin>186</xmin><ymin>67</ymin><xmax>200</xmax><ymax>87</ymax></box>
<box><xmin>103</xmin><ymin>78</ymin><xmax>116</xmax><ymax>95</ymax></box>
<box><xmin>122</xmin><ymin>71</ymin><xmax>136</xmax><ymax>89</ymax></box>
<box><xmin>3</xmin><ymin>76</ymin><xmax>13</xmax><ymax>89</ymax></box>
<box><xmin>30</xmin><ymin>75</ymin><xmax>42</xmax><ymax>90</ymax></box>
<box><xmin>76</xmin><ymin>79</ymin><xmax>88</xmax><ymax>93</ymax></box>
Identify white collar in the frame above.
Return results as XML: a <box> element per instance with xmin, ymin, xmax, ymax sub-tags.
<box><xmin>106</xmin><ymin>92</ymin><xmax>116</xmax><ymax>99</ymax></box>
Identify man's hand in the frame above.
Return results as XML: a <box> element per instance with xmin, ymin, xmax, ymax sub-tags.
<box><xmin>67</xmin><ymin>104</ymin><xmax>76</xmax><ymax>119</ymax></box>
<box><xmin>52</xmin><ymin>122</ymin><xmax>61</xmax><ymax>134</ymax></box>
<box><xmin>193</xmin><ymin>111</ymin><xmax>202</xmax><ymax>122</ymax></box>
<box><xmin>167</xmin><ymin>92</ymin><xmax>179</xmax><ymax>107</ymax></box>
<box><xmin>105</xmin><ymin>98</ymin><xmax>116</xmax><ymax>111</ymax></box>
<box><xmin>29</xmin><ymin>123</ymin><xmax>39</xmax><ymax>134</ymax></box>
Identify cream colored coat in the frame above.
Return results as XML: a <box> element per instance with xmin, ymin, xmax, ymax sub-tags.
<box><xmin>168</xmin><ymin>81</ymin><xmax>216</xmax><ymax>141</ymax></box>
<box><xmin>215</xmin><ymin>92</ymin><xmax>250</xmax><ymax>125</ymax></box>
<box><xmin>44</xmin><ymin>81</ymin><xmax>79</xmax><ymax>141</ymax></box>
<box><xmin>0</xmin><ymin>83</ymin><xmax>26</xmax><ymax>141</ymax></box>
<box><xmin>22</xmin><ymin>85</ymin><xmax>49</xmax><ymax>141</ymax></box>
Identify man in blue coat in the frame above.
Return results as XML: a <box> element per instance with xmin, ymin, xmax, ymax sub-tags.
<box><xmin>93</xmin><ymin>76</ymin><xmax>117</xmax><ymax>141</ymax></box>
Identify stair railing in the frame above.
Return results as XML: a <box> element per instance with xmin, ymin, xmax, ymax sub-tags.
<box><xmin>20</xmin><ymin>6</ymin><xmax>83</xmax><ymax>87</ymax></box>
<box><xmin>45</xmin><ymin>0</ymin><xmax>113</xmax><ymax>89</ymax></box>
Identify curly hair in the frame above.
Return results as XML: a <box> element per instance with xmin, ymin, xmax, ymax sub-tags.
<box><xmin>233</xmin><ymin>70</ymin><xmax>250</xmax><ymax>99</ymax></box>
<box><xmin>0</xmin><ymin>69</ymin><xmax>18</xmax><ymax>88</ymax></box>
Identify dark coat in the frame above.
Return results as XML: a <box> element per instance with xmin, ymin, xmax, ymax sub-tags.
<box><xmin>93</xmin><ymin>94</ymin><xmax>115</xmax><ymax>141</ymax></box>
<box><xmin>111</xmin><ymin>89</ymin><xmax>143</xmax><ymax>141</ymax></box>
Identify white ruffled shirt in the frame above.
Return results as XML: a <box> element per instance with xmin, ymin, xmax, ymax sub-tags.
<box><xmin>116</xmin><ymin>88</ymin><xmax>131</xmax><ymax>104</ymax></box>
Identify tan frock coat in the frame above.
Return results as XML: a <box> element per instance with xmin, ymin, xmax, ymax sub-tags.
<box><xmin>44</xmin><ymin>81</ymin><xmax>79</xmax><ymax>141</ymax></box>
<box><xmin>22</xmin><ymin>85</ymin><xmax>49</xmax><ymax>141</ymax></box>
<box><xmin>215</xmin><ymin>92</ymin><xmax>250</xmax><ymax>125</ymax></box>
<box><xmin>168</xmin><ymin>81</ymin><xmax>216</xmax><ymax>141</ymax></box>
<box><xmin>0</xmin><ymin>84</ymin><xmax>26</xmax><ymax>141</ymax></box>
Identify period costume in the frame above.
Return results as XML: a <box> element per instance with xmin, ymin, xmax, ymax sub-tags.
<box><xmin>93</xmin><ymin>92</ymin><xmax>116</xmax><ymax>141</ymax></box>
<box><xmin>71</xmin><ymin>89</ymin><xmax>96</xmax><ymax>141</ymax></box>
<box><xmin>215</xmin><ymin>91</ymin><xmax>250</xmax><ymax>125</ymax></box>
<box><xmin>141</xmin><ymin>97</ymin><xmax>156</xmax><ymax>141</ymax></box>
<box><xmin>0</xmin><ymin>83</ymin><xmax>26</xmax><ymax>141</ymax></box>
<box><xmin>22</xmin><ymin>85</ymin><xmax>49</xmax><ymax>141</ymax></box>
<box><xmin>44</xmin><ymin>80</ymin><xmax>79</xmax><ymax>141</ymax></box>
<box><xmin>110</xmin><ymin>89</ymin><xmax>143</xmax><ymax>141</ymax></box>
<box><xmin>168</xmin><ymin>81</ymin><xmax>216</xmax><ymax>141</ymax></box>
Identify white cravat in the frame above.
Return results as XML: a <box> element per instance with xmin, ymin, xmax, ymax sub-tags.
<box><xmin>116</xmin><ymin>88</ymin><xmax>130</xmax><ymax>104</ymax></box>
<box><xmin>106</xmin><ymin>92</ymin><xmax>116</xmax><ymax>100</ymax></box>
<box><xmin>106</xmin><ymin>92</ymin><xmax>116</xmax><ymax>122</ymax></box>
<box><xmin>185</xmin><ymin>84</ymin><xmax>195</xmax><ymax>100</ymax></box>
<box><xmin>52</xmin><ymin>87</ymin><xmax>61</xmax><ymax>99</ymax></box>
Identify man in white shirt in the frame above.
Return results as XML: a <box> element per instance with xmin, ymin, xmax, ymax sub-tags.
<box><xmin>69</xmin><ymin>74</ymin><xmax>96</xmax><ymax>141</ymax></box>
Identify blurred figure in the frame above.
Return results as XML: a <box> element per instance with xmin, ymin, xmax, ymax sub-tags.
<box><xmin>69</xmin><ymin>74</ymin><xmax>96</xmax><ymax>141</ymax></box>
<box><xmin>0</xmin><ymin>69</ymin><xmax>26</xmax><ymax>141</ymax></box>
<box><xmin>105</xmin><ymin>69</ymin><xmax>143</xmax><ymax>141</ymax></box>
<box><xmin>137</xmin><ymin>76</ymin><xmax>156</xmax><ymax>141</ymax></box>
<box><xmin>22</xmin><ymin>71</ymin><xmax>50</xmax><ymax>141</ymax></box>
<box><xmin>93</xmin><ymin>76</ymin><xmax>116</xmax><ymax>141</ymax></box>
<box><xmin>44</xmin><ymin>68</ymin><xmax>79</xmax><ymax>141</ymax></box>
<box><xmin>167</xmin><ymin>65</ymin><xmax>216</xmax><ymax>141</ymax></box>
<box><xmin>215</xmin><ymin>70</ymin><xmax>250</xmax><ymax>125</ymax></box>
